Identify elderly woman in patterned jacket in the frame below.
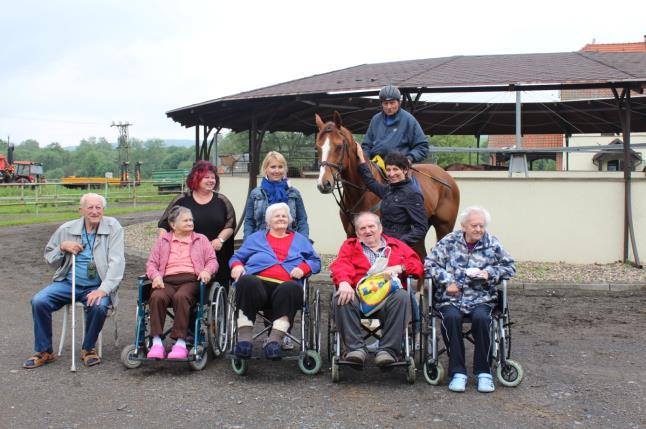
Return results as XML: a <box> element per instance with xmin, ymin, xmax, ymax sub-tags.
<box><xmin>425</xmin><ymin>206</ymin><xmax>515</xmax><ymax>394</ymax></box>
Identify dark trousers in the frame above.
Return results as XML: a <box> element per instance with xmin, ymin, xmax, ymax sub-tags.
<box><xmin>235</xmin><ymin>275</ymin><xmax>303</xmax><ymax>326</ymax></box>
<box><xmin>149</xmin><ymin>273</ymin><xmax>199</xmax><ymax>339</ymax></box>
<box><xmin>333</xmin><ymin>288</ymin><xmax>411</xmax><ymax>358</ymax></box>
<box><xmin>439</xmin><ymin>304</ymin><xmax>493</xmax><ymax>377</ymax></box>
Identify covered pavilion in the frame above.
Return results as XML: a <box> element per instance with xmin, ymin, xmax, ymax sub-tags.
<box><xmin>166</xmin><ymin>50</ymin><xmax>646</xmax><ymax>266</ymax></box>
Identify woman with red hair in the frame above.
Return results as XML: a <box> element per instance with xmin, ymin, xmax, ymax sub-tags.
<box><xmin>158</xmin><ymin>161</ymin><xmax>236</xmax><ymax>284</ymax></box>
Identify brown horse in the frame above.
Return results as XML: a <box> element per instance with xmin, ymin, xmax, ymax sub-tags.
<box><xmin>314</xmin><ymin>111</ymin><xmax>460</xmax><ymax>260</ymax></box>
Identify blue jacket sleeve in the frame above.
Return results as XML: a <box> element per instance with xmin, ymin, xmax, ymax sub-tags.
<box><xmin>292</xmin><ymin>190</ymin><xmax>310</xmax><ymax>238</ymax></box>
<box><xmin>299</xmin><ymin>236</ymin><xmax>321</xmax><ymax>274</ymax></box>
<box><xmin>407</xmin><ymin>120</ymin><xmax>429</xmax><ymax>163</ymax></box>
<box><xmin>424</xmin><ymin>240</ymin><xmax>454</xmax><ymax>288</ymax></box>
<box><xmin>361</xmin><ymin>117</ymin><xmax>378</xmax><ymax>158</ymax></box>
<box><xmin>358</xmin><ymin>163</ymin><xmax>387</xmax><ymax>198</ymax></box>
<box><xmin>483</xmin><ymin>239</ymin><xmax>516</xmax><ymax>284</ymax></box>
<box><xmin>242</xmin><ymin>193</ymin><xmax>256</xmax><ymax>240</ymax></box>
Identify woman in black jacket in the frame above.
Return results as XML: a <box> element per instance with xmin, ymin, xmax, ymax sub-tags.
<box><xmin>356</xmin><ymin>145</ymin><xmax>428</xmax><ymax>247</ymax></box>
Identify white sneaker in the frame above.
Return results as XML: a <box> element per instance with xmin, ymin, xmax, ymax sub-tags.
<box><xmin>448</xmin><ymin>373</ymin><xmax>468</xmax><ymax>392</ymax></box>
<box><xmin>477</xmin><ymin>373</ymin><xmax>495</xmax><ymax>393</ymax></box>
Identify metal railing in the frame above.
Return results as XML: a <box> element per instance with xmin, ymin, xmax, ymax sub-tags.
<box><xmin>0</xmin><ymin>180</ymin><xmax>176</xmax><ymax>213</ymax></box>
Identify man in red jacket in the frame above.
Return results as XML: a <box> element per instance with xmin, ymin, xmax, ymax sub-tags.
<box><xmin>330</xmin><ymin>212</ymin><xmax>423</xmax><ymax>366</ymax></box>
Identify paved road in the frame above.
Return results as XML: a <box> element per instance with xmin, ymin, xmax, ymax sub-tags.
<box><xmin>1</xmin><ymin>214</ymin><xmax>645</xmax><ymax>428</ymax></box>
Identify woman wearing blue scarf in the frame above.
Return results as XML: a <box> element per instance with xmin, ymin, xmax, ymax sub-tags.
<box><xmin>243</xmin><ymin>151</ymin><xmax>309</xmax><ymax>241</ymax></box>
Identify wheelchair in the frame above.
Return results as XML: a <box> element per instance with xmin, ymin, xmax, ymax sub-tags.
<box><xmin>225</xmin><ymin>277</ymin><xmax>322</xmax><ymax>376</ymax></box>
<box><xmin>327</xmin><ymin>278</ymin><xmax>418</xmax><ymax>384</ymax></box>
<box><xmin>120</xmin><ymin>275</ymin><xmax>229</xmax><ymax>370</ymax></box>
<box><xmin>420</xmin><ymin>278</ymin><xmax>524</xmax><ymax>387</ymax></box>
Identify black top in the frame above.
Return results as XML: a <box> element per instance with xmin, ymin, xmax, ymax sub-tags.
<box><xmin>158</xmin><ymin>192</ymin><xmax>236</xmax><ymax>283</ymax></box>
<box><xmin>358</xmin><ymin>163</ymin><xmax>428</xmax><ymax>245</ymax></box>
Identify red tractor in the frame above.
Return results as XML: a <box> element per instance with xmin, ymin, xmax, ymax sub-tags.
<box><xmin>0</xmin><ymin>144</ymin><xmax>45</xmax><ymax>184</ymax></box>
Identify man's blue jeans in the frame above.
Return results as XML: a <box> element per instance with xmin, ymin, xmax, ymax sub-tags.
<box><xmin>31</xmin><ymin>280</ymin><xmax>111</xmax><ymax>353</ymax></box>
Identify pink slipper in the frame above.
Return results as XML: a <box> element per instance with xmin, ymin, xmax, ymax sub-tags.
<box><xmin>147</xmin><ymin>344</ymin><xmax>166</xmax><ymax>359</ymax></box>
<box><xmin>167</xmin><ymin>344</ymin><xmax>188</xmax><ymax>360</ymax></box>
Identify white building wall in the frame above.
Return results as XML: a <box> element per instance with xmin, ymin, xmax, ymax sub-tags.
<box><xmin>566</xmin><ymin>133</ymin><xmax>646</xmax><ymax>171</ymax></box>
<box><xmin>220</xmin><ymin>173</ymin><xmax>646</xmax><ymax>264</ymax></box>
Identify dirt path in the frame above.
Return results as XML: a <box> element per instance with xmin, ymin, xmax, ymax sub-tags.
<box><xmin>0</xmin><ymin>216</ymin><xmax>645</xmax><ymax>428</ymax></box>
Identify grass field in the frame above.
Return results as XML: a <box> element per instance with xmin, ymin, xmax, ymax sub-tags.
<box><xmin>0</xmin><ymin>182</ymin><xmax>172</xmax><ymax>226</ymax></box>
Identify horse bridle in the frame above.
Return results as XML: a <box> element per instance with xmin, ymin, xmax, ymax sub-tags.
<box><xmin>318</xmin><ymin>124</ymin><xmax>347</xmax><ymax>175</ymax></box>
<box><xmin>318</xmin><ymin>125</ymin><xmax>377</xmax><ymax>220</ymax></box>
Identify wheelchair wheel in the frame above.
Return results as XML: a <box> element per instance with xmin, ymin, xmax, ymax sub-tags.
<box><xmin>496</xmin><ymin>359</ymin><xmax>523</xmax><ymax>387</ymax></box>
<box><xmin>207</xmin><ymin>284</ymin><xmax>228</xmax><ymax>358</ymax></box>
<box><xmin>298</xmin><ymin>350</ymin><xmax>322</xmax><ymax>375</ymax></box>
<box><xmin>120</xmin><ymin>344</ymin><xmax>143</xmax><ymax>369</ymax></box>
<box><xmin>423</xmin><ymin>360</ymin><xmax>444</xmax><ymax>385</ymax></box>
<box><xmin>331</xmin><ymin>356</ymin><xmax>340</xmax><ymax>382</ymax></box>
<box><xmin>231</xmin><ymin>358</ymin><xmax>248</xmax><ymax>376</ymax></box>
<box><xmin>189</xmin><ymin>346</ymin><xmax>208</xmax><ymax>371</ymax></box>
<box><xmin>406</xmin><ymin>357</ymin><xmax>416</xmax><ymax>384</ymax></box>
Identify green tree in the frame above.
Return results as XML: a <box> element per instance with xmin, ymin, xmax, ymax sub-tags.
<box><xmin>427</xmin><ymin>135</ymin><xmax>488</xmax><ymax>167</ymax></box>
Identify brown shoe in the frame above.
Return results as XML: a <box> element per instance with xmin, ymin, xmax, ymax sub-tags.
<box><xmin>80</xmin><ymin>349</ymin><xmax>101</xmax><ymax>367</ymax></box>
<box><xmin>23</xmin><ymin>352</ymin><xmax>56</xmax><ymax>369</ymax></box>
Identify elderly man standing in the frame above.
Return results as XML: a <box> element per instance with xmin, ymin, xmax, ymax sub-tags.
<box><xmin>23</xmin><ymin>193</ymin><xmax>124</xmax><ymax>369</ymax></box>
<box><xmin>330</xmin><ymin>211</ymin><xmax>423</xmax><ymax>366</ymax></box>
<box><xmin>425</xmin><ymin>206</ymin><xmax>515</xmax><ymax>393</ymax></box>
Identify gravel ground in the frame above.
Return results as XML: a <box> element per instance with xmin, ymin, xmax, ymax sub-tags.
<box><xmin>2</xmin><ymin>215</ymin><xmax>645</xmax><ymax>429</ymax></box>
<box><xmin>124</xmin><ymin>221</ymin><xmax>646</xmax><ymax>285</ymax></box>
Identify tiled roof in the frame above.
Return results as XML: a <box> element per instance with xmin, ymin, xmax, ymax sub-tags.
<box><xmin>167</xmin><ymin>51</ymin><xmax>646</xmax><ymax>135</ymax></box>
<box><xmin>582</xmin><ymin>42</ymin><xmax>646</xmax><ymax>53</ymax></box>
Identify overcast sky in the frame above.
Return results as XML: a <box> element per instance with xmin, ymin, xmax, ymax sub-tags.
<box><xmin>1</xmin><ymin>0</ymin><xmax>644</xmax><ymax>147</ymax></box>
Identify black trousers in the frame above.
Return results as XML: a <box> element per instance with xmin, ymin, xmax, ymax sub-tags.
<box><xmin>439</xmin><ymin>304</ymin><xmax>493</xmax><ymax>377</ymax></box>
<box><xmin>235</xmin><ymin>275</ymin><xmax>303</xmax><ymax>326</ymax></box>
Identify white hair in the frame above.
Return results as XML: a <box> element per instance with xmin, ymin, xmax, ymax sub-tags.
<box><xmin>459</xmin><ymin>206</ymin><xmax>491</xmax><ymax>226</ymax></box>
<box><xmin>265</xmin><ymin>202</ymin><xmax>292</xmax><ymax>225</ymax></box>
<box><xmin>80</xmin><ymin>193</ymin><xmax>107</xmax><ymax>208</ymax></box>
<box><xmin>352</xmin><ymin>211</ymin><xmax>381</xmax><ymax>229</ymax></box>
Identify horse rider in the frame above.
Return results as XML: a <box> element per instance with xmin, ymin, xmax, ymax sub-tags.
<box><xmin>361</xmin><ymin>85</ymin><xmax>429</xmax><ymax>171</ymax></box>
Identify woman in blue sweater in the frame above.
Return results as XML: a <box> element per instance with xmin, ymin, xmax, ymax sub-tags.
<box><xmin>230</xmin><ymin>203</ymin><xmax>320</xmax><ymax>360</ymax></box>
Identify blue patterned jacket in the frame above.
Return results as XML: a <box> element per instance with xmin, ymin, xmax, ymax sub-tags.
<box><xmin>425</xmin><ymin>229</ymin><xmax>516</xmax><ymax>313</ymax></box>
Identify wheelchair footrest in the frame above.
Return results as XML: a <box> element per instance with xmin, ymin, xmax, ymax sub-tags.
<box><xmin>130</xmin><ymin>355</ymin><xmax>200</xmax><ymax>363</ymax></box>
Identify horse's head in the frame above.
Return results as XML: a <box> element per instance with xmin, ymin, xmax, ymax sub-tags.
<box><xmin>314</xmin><ymin>111</ymin><xmax>354</xmax><ymax>194</ymax></box>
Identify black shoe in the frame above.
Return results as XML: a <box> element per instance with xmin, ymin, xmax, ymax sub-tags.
<box><xmin>234</xmin><ymin>341</ymin><xmax>253</xmax><ymax>359</ymax></box>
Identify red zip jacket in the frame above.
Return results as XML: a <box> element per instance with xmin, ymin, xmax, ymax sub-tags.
<box><xmin>330</xmin><ymin>234</ymin><xmax>423</xmax><ymax>289</ymax></box>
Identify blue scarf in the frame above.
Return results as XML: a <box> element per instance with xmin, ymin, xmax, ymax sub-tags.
<box><xmin>261</xmin><ymin>177</ymin><xmax>289</xmax><ymax>204</ymax></box>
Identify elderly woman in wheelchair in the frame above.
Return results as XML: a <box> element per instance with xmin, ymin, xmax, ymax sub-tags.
<box><xmin>425</xmin><ymin>206</ymin><xmax>516</xmax><ymax>393</ymax></box>
<box><xmin>144</xmin><ymin>205</ymin><xmax>217</xmax><ymax>360</ymax></box>
<box><xmin>230</xmin><ymin>202</ymin><xmax>320</xmax><ymax>362</ymax></box>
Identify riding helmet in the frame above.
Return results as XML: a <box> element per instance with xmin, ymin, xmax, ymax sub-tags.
<box><xmin>379</xmin><ymin>85</ymin><xmax>401</xmax><ymax>101</ymax></box>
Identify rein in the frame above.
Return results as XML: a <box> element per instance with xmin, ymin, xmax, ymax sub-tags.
<box><xmin>318</xmin><ymin>126</ymin><xmax>379</xmax><ymax>219</ymax></box>
<box><xmin>410</xmin><ymin>166</ymin><xmax>453</xmax><ymax>189</ymax></box>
